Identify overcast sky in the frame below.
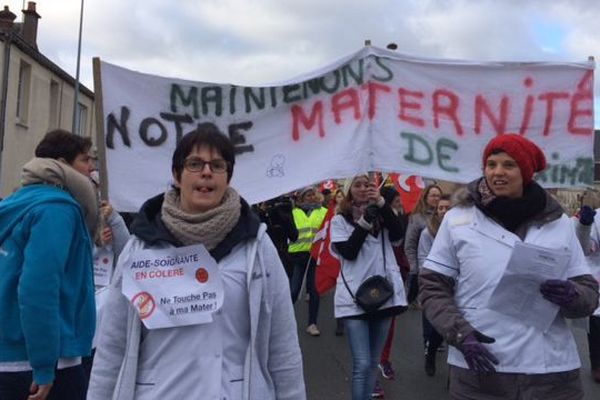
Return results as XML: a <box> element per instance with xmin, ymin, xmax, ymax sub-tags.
<box><xmin>5</xmin><ymin>0</ymin><xmax>600</xmax><ymax>125</ymax></box>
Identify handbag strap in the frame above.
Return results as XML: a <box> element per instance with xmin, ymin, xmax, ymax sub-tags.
<box><xmin>340</xmin><ymin>224</ymin><xmax>387</xmax><ymax>301</ymax></box>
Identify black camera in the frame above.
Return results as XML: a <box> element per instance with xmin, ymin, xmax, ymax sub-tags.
<box><xmin>265</xmin><ymin>195</ymin><xmax>293</xmax><ymax>214</ymax></box>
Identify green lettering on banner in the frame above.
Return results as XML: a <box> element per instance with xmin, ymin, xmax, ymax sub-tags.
<box><xmin>320</xmin><ymin>69</ymin><xmax>342</xmax><ymax>94</ymax></box>
<box><xmin>283</xmin><ymin>84</ymin><xmax>302</xmax><ymax>104</ymax></box>
<box><xmin>139</xmin><ymin>117</ymin><xmax>167</xmax><ymax>147</ymax></box>
<box><xmin>302</xmin><ymin>78</ymin><xmax>322</xmax><ymax>99</ymax></box>
<box><xmin>229</xmin><ymin>85</ymin><xmax>237</xmax><ymax>114</ymax></box>
<box><xmin>436</xmin><ymin>138</ymin><xmax>459</xmax><ymax>172</ymax></box>
<box><xmin>341</xmin><ymin>59</ymin><xmax>365</xmax><ymax>87</ymax></box>
<box><xmin>401</xmin><ymin>131</ymin><xmax>433</xmax><ymax>165</ymax></box>
<box><xmin>243</xmin><ymin>87</ymin><xmax>266</xmax><ymax>113</ymax></box>
<box><xmin>400</xmin><ymin>132</ymin><xmax>459</xmax><ymax>172</ymax></box>
<box><xmin>201</xmin><ymin>86</ymin><xmax>223</xmax><ymax>116</ymax></box>
<box><xmin>170</xmin><ymin>84</ymin><xmax>199</xmax><ymax>119</ymax></box>
<box><xmin>371</xmin><ymin>57</ymin><xmax>394</xmax><ymax>82</ymax></box>
<box><xmin>535</xmin><ymin>154</ymin><xmax>593</xmax><ymax>186</ymax></box>
<box><xmin>160</xmin><ymin>112</ymin><xmax>194</xmax><ymax>144</ymax></box>
<box><xmin>105</xmin><ymin>106</ymin><xmax>131</xmax><ymax>149</ymax></box>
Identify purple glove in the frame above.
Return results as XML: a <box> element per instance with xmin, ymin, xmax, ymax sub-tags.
<box><xmin>579</xmin><ymin>205</ymin><xmax>596</xmax><ymax>226</ymax></box>
<box><xmin>457</xmin><ymin>331</ymin><xmax>499</xmax><ymax>373</ymax></box>
<box><xmin>540</xmin><ymin>279</ymin><xmax>579</xmax><ymax>306</ymax></box>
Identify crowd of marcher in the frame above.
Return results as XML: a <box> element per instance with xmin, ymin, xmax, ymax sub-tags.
<box><xmin>0</xmin><ymin>127</ymin><xmax>598</xmax><ymax>400</ymax></box>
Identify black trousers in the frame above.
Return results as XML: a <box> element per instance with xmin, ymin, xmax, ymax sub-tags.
<box><xmin>0</xmin><ymin>365</ymin><xmax>87</xmax><ymax>400</ymax></box>
<box><xmin>289</xmin><ymin>252</ymin><xmax>320</xmax><ymax>325</ymax></box>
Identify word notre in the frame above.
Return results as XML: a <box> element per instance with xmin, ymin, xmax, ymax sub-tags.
<box><xmin>105</xmin><ymin>106</ymin><xmax>254</xmax><ymax>155</ymax></box>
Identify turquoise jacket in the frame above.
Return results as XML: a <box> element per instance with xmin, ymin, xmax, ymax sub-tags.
<box><xmin>0</xmin><ymin>185</ymin><xmax>95</xmax><ymax>384</ymax></box>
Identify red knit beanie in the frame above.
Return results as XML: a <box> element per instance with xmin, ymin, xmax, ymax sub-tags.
<box><xmin>482</xmin><ymin>134</ymin><xmax>547</xmax><ymax>185</ymax></box>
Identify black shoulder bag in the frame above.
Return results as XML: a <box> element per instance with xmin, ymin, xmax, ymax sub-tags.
<box><xmin>340</xmin><ymin>229</ymin><xmax>394</xmax><ymax>313</ymax></box>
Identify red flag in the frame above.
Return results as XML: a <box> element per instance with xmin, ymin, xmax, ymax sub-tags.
<box><xmin>389</xmin><ymin>173</ymin><xmax>425</xmax><ymax>214</ymax></box>
<box><xmin>319</xmin><ymin>179</ymin><xmax>337</xmax><ymax>192</ymax></box>
<box><xmin>312</xmin><ymin>203</ymin><xmax>341</xmax><ymax>295</ymax></box>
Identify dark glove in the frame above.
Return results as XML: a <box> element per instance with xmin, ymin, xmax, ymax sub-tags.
<box><xmin>406</xmin><ymin>273</ymin><xmax>419</xmax><ymax>303</ymax></box>
<box><xmin>579</xmin><ymin>205</ymin><xmax>596</xmax><ymax>226</ymax></box>
<box><xmin>457</xmin><ymin>330</ymin><xmax>499</xmax><ymax>373</ymax></box>
<box><xmin>363</xmin><ymin>204</ymin><xmax>380</xmax><ymax>224</ymax></box>
<box><xmin>540</xmin><ymin>279</ymin><xmax>579</xmax><ymax>307</ymax></box>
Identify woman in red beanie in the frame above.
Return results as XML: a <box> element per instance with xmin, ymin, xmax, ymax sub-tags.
<box><xmin>419</xmin><ymin>134</ymin><xmax>599</xmax><ymax>399</ymax></box>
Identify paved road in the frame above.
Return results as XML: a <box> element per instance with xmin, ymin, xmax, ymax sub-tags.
<box><xmin>295</xmin><ymin>292</ymin><xmax>600</xmax><ymax>400</ymax></box>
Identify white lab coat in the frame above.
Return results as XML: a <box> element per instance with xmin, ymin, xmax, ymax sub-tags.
<box><xmin>88</xmin><ymin>225</ymin><xmax>306</xmax><ymax>400</ymax></box>
<box><xmin>575</xmin><ymin>211</ymin><xmax>600</xmax><ymax>317</ymax></box>
<box><xmin>424</xmin><ymin>204</ymin><xmax>591</xmax><ymax>373</ymax></box>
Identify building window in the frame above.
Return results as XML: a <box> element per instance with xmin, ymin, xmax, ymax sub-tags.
<box><xmin>16</xmin><ymin>60</ymin><xmax>31</xmax><ymax>123</ymax></box>
<box><xmin>77</xmin><ymin>103</ymin><xmax>87</xmax><ymax>136</ymax></box>
<box><xmin>48</xmin><ymin>80</ymin><xmax>60</xmax><ymax>129</ymax></box>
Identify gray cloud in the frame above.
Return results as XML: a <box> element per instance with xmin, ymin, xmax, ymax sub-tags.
<box><xmin>5</xmin><ymin>0</ymin><xmax>599</xmax><ymax>124</ymax></box>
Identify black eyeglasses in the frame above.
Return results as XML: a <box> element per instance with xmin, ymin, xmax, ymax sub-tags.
<box><xmin>183</xmin><ymin>157</ymin><xmax>228</xmax><ymax>173</ymax></box>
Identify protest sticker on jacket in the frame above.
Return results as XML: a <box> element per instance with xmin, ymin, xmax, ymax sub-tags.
<box><xmin>122</xmin><ymin>244</ymin><xmax>224</xmax><ymax>329</ymax></box>
<box><xmin>93</xmin><ymin>246</ymin><xmax>114</xmax><ymax>287</ymax></box>
<box><xmin>98</xmin><ymin>46</ymin><xmax>594</xmax><ymax>212</ymax></box>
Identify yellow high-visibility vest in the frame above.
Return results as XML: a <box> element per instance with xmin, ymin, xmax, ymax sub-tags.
<box><xmin>288</xmin><ymin>207</ymin><xmax>328</xmax><ymax>253</ymax></box>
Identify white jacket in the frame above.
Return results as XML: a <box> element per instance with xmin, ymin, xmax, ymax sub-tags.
<box><xmin>424</xmin><ymin>204</ymin><xmax>591</xmax><ymax>373</ymax></box>
<box><xmin>87</xmin><ymin>224</ymin><xmax>306</xmax><ymax>400</ymax></box>
<box><xmin>331</xmin><ymin>215</ymin><xmax>407</xmax><ymax>318</ymax></box>
<box><xmin>574</xmin><ymin>211</ymin><xmax>600</xmax><ymax>317</ymax></box>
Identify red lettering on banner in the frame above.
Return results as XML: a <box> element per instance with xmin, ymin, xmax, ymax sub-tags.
<box><xmin>538</xmin><ymin>92</ymin><xmax>569</xmax><ymax>136</ymax></box>
<box><xmin>363</xmin><ymin>81</ymin><xmax>391</xmax><ymax>120</ymax></box>
<box><xmin>398</xmin><ymin>88</ymin><xmax>425</xmax><ymax>128</ymax></box>
<box><xmin>291</xmin><ymin>101</ymin><xmax>325</xmax><ymax>141</ymax></box>
<box><xmin>475</xmin><ymin>95</ymin><xmax>509</xmax><ymax>135</ymax></box>
<box><xmin>289</xmin><ymin>72</ymin><xmax>590</xmax><ymax>141</ymax></box>
<box><xmin>519</xmin><ymin>78</ymin><xmax>534</xmax><ymax>135</ymax></box>
<box><xmin>331</xmin><ymin>88</ymin><xmax>361</xmax><ymax>124</ymax></box>
<box><xmin>432</xmin><ymin>89</ymin><xmax>463</xmax><ymax>136</ymax></box>
<box><xmin>568</xmin><ymin>70</ymin><xmax>593</xmax><ymax>135</ymax></box>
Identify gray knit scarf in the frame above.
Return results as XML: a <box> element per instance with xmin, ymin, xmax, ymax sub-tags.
<box><xmin>161</xmin><ymin>187</ymin><xmax>241</xmax><ymax>250</ymax></box>
<box><xmin>20</xmin><ymin>157</ymin><xmax>99</xmax><ymax>233</ymax></box>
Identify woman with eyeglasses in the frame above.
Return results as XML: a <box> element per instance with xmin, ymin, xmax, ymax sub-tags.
<box><xmin>87</xmin><ymin>124</ymin><xmax>306</xmax><ymax>400</ymax></box>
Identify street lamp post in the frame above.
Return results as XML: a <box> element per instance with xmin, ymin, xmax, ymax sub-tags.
<box><xmin>72</xmin><ymin>0</ymin><xmax>84</xmax><ymax>135</ymax></box>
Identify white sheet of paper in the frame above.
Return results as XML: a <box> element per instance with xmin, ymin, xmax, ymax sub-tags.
<box><xmin>122</xmin><ymin>244</ymin><xmax>224</xmax><ymax>330</ymax></box>
<box><xmin>486</xmin><ymin>241</ymin><xmax>571</xmax><ymax>332</ymax></box>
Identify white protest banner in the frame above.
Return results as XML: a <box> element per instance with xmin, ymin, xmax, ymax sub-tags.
<box><xmin>98</xmin><ymin>46</ymin><xmax>594</xmax><ymax>212</ymax></box>
<box><xmin>122</xmin><ymin>244</ymin><xmax>224</xmax><ymax>330</ymax></box>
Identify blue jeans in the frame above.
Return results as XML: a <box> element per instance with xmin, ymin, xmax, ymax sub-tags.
<box><xmin>289</xmin><ymin>252</ymin><xmax>320</xmax><ymax>325</ymax></box>
<box><xmin>0</xmin><ymin>365</ymin><xmax>87</xmax><ymax>400</ymax></box>
<box><xmin>344</xmin><ymin>316</ymin><xmax>392</xmax><ymax>400</ymax></box>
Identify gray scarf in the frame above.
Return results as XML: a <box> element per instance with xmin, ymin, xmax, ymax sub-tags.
<box><xmin>161</xmin><ymin>187</ymin><xmax>241</xmax><ymax>250</ymax></box>
<box><xmin>20</xmin><ymin>157</ymin><xmax>99</xmax><ymax>233</ymax></box>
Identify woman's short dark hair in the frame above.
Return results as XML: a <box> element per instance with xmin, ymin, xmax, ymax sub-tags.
<box><xmin>34</xmin><ymin>129</ymin><xmax>92</xmax><ymax>164</ymax></box>
<box><xmin>172</xmin><ymin>123</ymin><xmax>235</xmax><ymax>182</ymax></box>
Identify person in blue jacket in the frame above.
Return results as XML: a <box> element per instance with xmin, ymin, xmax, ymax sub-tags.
<box><xmin>0</xmin><ymin>130</ymin><xmax>98</xmax><ymax>400</ymax></box>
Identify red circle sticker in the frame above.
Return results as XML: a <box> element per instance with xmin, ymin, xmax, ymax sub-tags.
<box><xmin>131</xmin><ymin>292</ymin><xmax>155</xmax><ymax>319</ymax></box>
<box><xmin>195</xmin><ymin>267</ymin><xmax>209</xmax><ymax>283</ymax></box>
